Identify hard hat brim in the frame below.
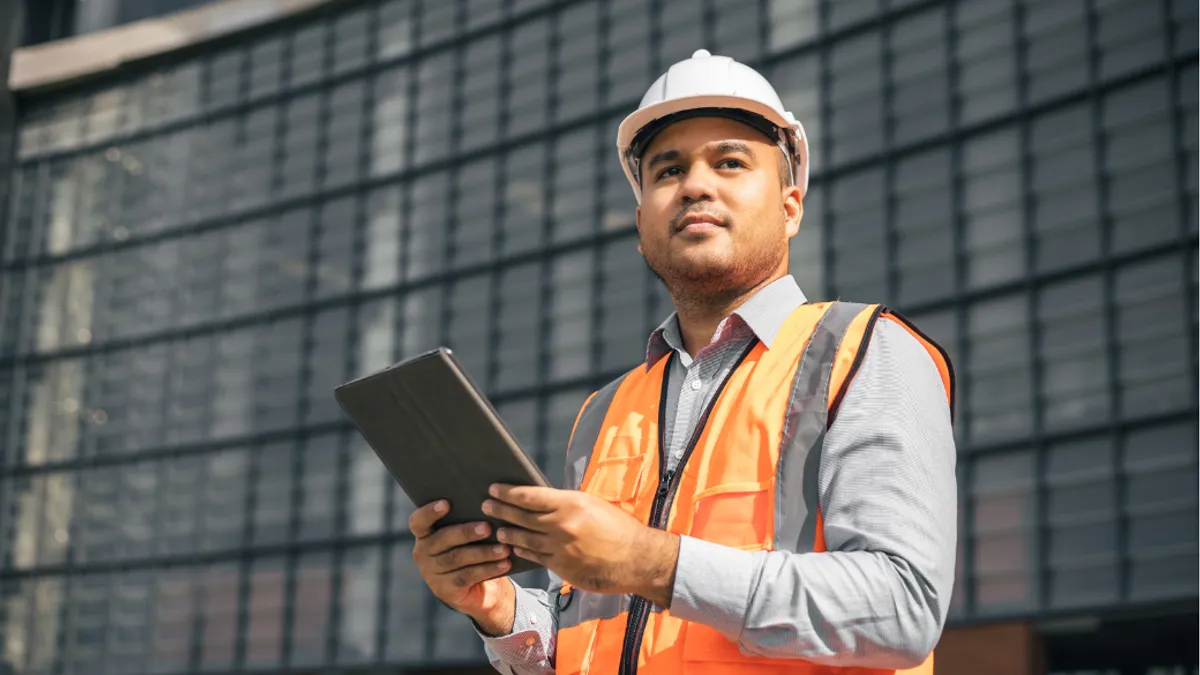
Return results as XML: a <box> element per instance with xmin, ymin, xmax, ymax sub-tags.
<box><xmin>616</xmin><ymin>94</ymin><xmax>791</xmax><ymax>153</ymax></box>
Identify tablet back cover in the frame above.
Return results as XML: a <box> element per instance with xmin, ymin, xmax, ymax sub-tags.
<box><xmin>334</xmin><ymin>348</ymin><xmax>549</xmax><ymax>575</ymax></box>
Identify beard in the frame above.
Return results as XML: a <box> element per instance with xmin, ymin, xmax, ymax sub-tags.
<box><xmin>640</xmin><ymin>223</ymin><xmax>786</xmax><ymax>314</ymax></box>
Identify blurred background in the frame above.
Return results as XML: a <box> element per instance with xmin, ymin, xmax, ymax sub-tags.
<box><xmin>0</xmin><ymin>0</ymin><xmax>1195</xmax><ymax>673</ymax></box>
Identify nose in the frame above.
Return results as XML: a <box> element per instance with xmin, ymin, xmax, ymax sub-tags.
<box><xmin>677</xmin><ymin>160</ymin><xmax>717</xmax><ymax>203</ymax></box>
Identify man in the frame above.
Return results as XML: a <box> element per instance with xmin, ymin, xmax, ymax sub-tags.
<box><xmin>409</xmin><ymin>49</ymin><xmax>957</xmax><ymax>675</ymax></box>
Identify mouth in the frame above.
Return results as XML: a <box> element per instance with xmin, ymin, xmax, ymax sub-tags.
<box><xmin>673</xmin><ymin>213</ymin><xmax>728</xmax><ymax>234</ymax></box>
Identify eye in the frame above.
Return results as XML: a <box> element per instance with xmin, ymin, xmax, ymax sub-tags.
<box><xmin>655</xmin><ymin>166</ymin><xmax>683</xmax><ymax>181</ymax></box>
<box><xmin>717</xmin><ymin>158</ymin><xmax>746</xmax><ymax>169</ymax></box>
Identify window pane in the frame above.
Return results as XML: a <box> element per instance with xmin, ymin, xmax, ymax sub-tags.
<box><xmin>496</xmin><ymin>262</ymin><xmax>542</xmax><ymax>391</ymax></box>
<box><xmin>453</xmin><ymin>157</ymin><xmax>499</xmax><ymax>269</ymax></box>
<box><xmin>1103</xmin><ymin>77</ymin><xmax>1181</xmax><ymax>254</ymax></box>
<box><xmin>1031</xmin><ymin>103</ymin><xmax>1100</xmax><ymax>272</ymax></box>
<box><xmin>324</xmin><ymin>81</ymin><xmax>366</xmax><ymax>189</ymax></box>
<box><xmin>1021</xmin><ymin>0</ymin><xmax>1089</xmax><ymax>104</ymax></box>
<box><xmin>299</xmin><ymin>434</ymin><xmax>343</xmax><ymax>542</ymax></box>
<box><xmin>201</xmin><ymin>564</ymin><xmax>240</xmax><ymax>669</ymax></box>
<box><xmin>447</xmin><ymin>274</ymin><xmax>492</xmax><ymax>383</ymax></box>
<box><xmin>829</xmin><ymin>31</ymin><xmax>884</xmax><ymax>165</ymax></box>
<box><xmin>1037</xmin><ymin>274</ymin><xmax>1111</xmax><ymax>430</ymax></box>
<box><xmin>247</xmin><ymin>557</ymin><xmax>286</xmax><ymax>668</ymax></box>
<box><xmin>253</xmin><ymin>441</ymin><xmax>295</xmax><ymax>547</ymax></box>
<box><xmin>889</xmin><ymin>8</ymin><xmax>949</xmax><ymax>146</ymax></box>
<box><xmin>348</xmin><ymin>437</ymin><xmax>388</xmax><ymax>536</ymax></box>
<box><xmin>1046</xmin><ymin>435</ymin><xmax>1119</xmax><ymax>608</ymax></box>
<box><xmin>364</xmin><ymin>187</ymin><xmax>403</xmax><ymax>290</ymax></box>
<box><xmin>955</xmin><ymin>0</ymin><xmax>1017</xmax><ymax>125</ymax></box>
<box><xmin>768</xmin><ymin>0</ymin><xmax>819</xmax><ymax>52</ymax></box>
<box><xmin>152</xmin><ymin>570</ymin><xmax>195</xmax><ymax>672</ymax></box>
<box><xmin>830</xmin><ymin>167</ymin><xmax>886</xmax><ymax>301</ymax></box>
<box><xmin>306</xmin><ymin>307</ymin><xmax>352</xmax><ymax>426</ymax></box>
<box><xmin>338</xmin><ymin>546</ymin><xmax>382</xmax><ymax>664</ymax></box>
<box><xmin>414</xmin><ymin>52</ymin><xmax>454</xmax><ymax>164</ymax></box>
<box><xmin>1124</xmin><ymin>419</ymin><xmax>1199</xmax><ymax>600</ymax></box>
<box><xmin>461</xmin><ymin>36</ymin><xmax>502</xmax><ymax>152</ymax></box>
<box><xmin>894</xmin><ymin>148</ymin><xmax>953</xmax><ymax>306</ymax></box>
<box><xmin>967</xmin><ymin>293</ymin><xmax>1033</xmax><ymax>443</ymax></box>
<box><xmin>962</xmin><ymin>128</ymin><xmax>1024</xmax><ymax>289</ymax></box>
<box><xmin>386</xmin><ymin>541</ymin><xmax>429</xmax><ymax>661</ymax></box>
<box><xmin>1096</xmin><ymin>0</ymin><xmax>1166</xmax><ymax>81</ymax></box>
<box><xmin>506</xmin><ymin>19</ymin><xmax>550</xmax><ymax>138</ymax></box>
<box><xmin>502</xmin><ymin>141</ymin><xmax>548</xmax><ymax>257</ymax></box>
<box><xmin>1114</xmin><ymin>254</ymin><xmax>1190</xmax><ymax>417</ymax></box>
<box><xmin>971</xmin><ymin>450</ymin><xmax>1038</xmax><ymax>613</ymax></box>
<box><xmin>606</xmin><ymin>0</ymin><xmax>653</xmax><ymax>105</ymax></box>
<box><xmin>290</xmin><ymin>553</ymin><xmax>332</xmax><ymax>667</ymax></box>
<box><xmin>200</xmin><ymin>447</ymin><xmax>249</xmax><ymax>553</ymax></box>
<box><xmin>407</xmin><ymin>170</ymin><xmax>450</xmax><ymax>279</ymax></box>
<box><xmin>372</xmin><ymin>65</ymin><xmax>410</xmax><ymax>178</ymax></box>
<box><xmin>552</xmin><ymin>128</ymin><xmax>599</xmax><ymax>243</ymax></box>
<box><xmin>600</xmin><ymin>236</ymin><xmax>651</xmax><ymax>373</ymax></box>
<box><xmin>550</xmin><ymin>251</ymin><xmax>594</xmax><ymax>381</ymax></box>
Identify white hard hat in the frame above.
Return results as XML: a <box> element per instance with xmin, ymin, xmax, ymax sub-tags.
<box><xmin>615</xmin><ymin>49</ymin><xmax>810</xmax><ymax>204</ymax></box>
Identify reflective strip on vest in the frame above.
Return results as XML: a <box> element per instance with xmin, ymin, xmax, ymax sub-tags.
<box><xmin>774</xmin><ymin>301</ymin><xmax>871</xmax><ymax>554</ymax></box>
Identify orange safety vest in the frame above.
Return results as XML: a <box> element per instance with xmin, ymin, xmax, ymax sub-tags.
<box><xmin>554</xmin><ymin>301</ymin><xmax>954</xmax><ymax>675</ymax></box>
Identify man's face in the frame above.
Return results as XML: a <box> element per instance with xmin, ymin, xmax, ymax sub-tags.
<box><xmin>634</xmin><ymin>116</ymin><xmax>804</xmax><ymax>302</ymax></box>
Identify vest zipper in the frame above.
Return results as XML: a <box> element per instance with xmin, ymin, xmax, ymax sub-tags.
<box><xmin>616</xmin><ymin>342</ymin><xmax>757</xmax><ymax>675</ymax></box>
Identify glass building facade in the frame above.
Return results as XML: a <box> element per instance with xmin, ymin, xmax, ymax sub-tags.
<box><xmin>0</xmin><ymin>0</ymin><xmax>1196</xmax><ymax>673</ymax></box>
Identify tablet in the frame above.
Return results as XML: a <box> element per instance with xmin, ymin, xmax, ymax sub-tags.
<box><xmin>334</xmin><ymin>347</ymin><xmax>551</xmax><ymax>576</ymax></box>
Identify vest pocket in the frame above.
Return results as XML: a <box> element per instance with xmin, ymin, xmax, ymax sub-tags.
<box><xmin>585</xmin><ymin>452</ymin><xmax>646</xmax><ymax>507</ymax></box>
<box><xmin>689</xmin><ymin>481</ymin><xmax>772</xmax><ymax>551</ymax></box>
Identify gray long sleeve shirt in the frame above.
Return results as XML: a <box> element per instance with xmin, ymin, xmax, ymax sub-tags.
<box><xmin>476</xmin><ymin>276</ymin><xmax>958</xmax><ymax>672</ymax></box>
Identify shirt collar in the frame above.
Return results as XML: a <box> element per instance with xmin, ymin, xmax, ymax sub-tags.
<box><xmin>644</xmin><ymin>275</ymin><xmax>808</xmax><ymax>369</ymax></box>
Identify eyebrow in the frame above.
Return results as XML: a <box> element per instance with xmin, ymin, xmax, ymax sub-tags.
<box><xmin>644</xmin><ymin>141</ymin><xmax>756</xmax><ymax>173</ymax></box>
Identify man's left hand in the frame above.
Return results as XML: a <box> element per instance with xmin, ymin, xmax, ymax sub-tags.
<box><xmin>483</xmin><ymin>484</ymin><xmax>679</xmax><ymax>607</ymax></box>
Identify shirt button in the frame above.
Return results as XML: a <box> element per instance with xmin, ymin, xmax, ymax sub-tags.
<box><xmin>690</xmin><ymin>379</ymin><xmax>702</xmax><ymax>391</ymax></box>
<box><xmin>525</xmin><ymin>636</ymin><xmax>536</xmax><ymax>646</ymax></box>
<box><xmin>529</xmin><ymin>614</ymin><xmax>538</xmax><ymax>625</ymax></box>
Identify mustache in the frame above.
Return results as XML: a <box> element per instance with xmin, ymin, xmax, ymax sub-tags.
<box><xmin>670</xmin><ymin>205</ymin><xmax>733</xmax><ymax>232</ymax></box>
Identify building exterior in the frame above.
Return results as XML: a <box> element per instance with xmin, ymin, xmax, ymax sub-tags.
<box><xmin>0</xmin><ymin>1</ymin><xmax>1196</xmax><ymax>674</ymax></box>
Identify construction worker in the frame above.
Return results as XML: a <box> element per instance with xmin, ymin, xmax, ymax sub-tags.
<box><xmin>409</xmin><ymin>49</ymin><xmax>957</xmax><ymax>675</ymax></box>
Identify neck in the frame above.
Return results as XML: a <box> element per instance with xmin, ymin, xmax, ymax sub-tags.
<box><xmin>673</xmin><ymin>273</ymin><xmax>781</xmax><ymax>357</ymax></box>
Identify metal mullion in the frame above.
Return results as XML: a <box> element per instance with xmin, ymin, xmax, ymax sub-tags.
<box><xmin>488</xmin><ymin>0</ymin><xmax>516</xmax><ymax>397</ymax></box>
<box><xmin>1010</xmin><ymin>0</ymin><xmax>1049</xmax><ymax>614</ymax></box>
<box><xmin>882</xmin><ymin>8</ymin><xmax>898</xmax><ymax>308</ymax></box>
<box><xmin>1161</xmin><ymin>0</ymin><xmax>1200</xmax><ymax>408</ymax></box>
<box><xmin>377</xmin><ymin>0</ymin><xmax>419</xmax><ymax>661</ymax></box>
<box><xmin>425</xmin><ymin>0</ymin><xmax>455</xmax><ymax>659</ymax></box>
<box><xmin>279</xmin><ymin>17</ymin><xmax>312</xmax><ymax>668</ymax></box>
<box><xmin>1084</xmin><ymin>0</ymin><xmax>1128</xmax><ymax>606</ymax></box>
<box><xmin>535</xmin><ymin>0</ymin><xmax>564</xmax><ymax>489</ymax></box>
<box><xmin>589</xmin><ymin>0</ymin><xmax>612</xmax><ymax>393</ymax></box>
<box><xmin>643</xmin><ymin>0</ymin><xmax>664</xmax><ymax>333</ymax></box>
<box><xmin>818</xmin><ymin>0</ymin><xmax>836</xmax><ymax>300</ymax></box>
<box><xmin>13</xmin><ymin>47</ymin><xmax>1197</xmax><ymax>278</ymax></box>
<box><xmin>946</xmin><ymin>0</ymin><xmax>976</xmax><ymax>620</ymax></box>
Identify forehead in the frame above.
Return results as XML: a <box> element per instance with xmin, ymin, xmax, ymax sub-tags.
<box><xmin>641</xmin><ymin>116</ymin><xmax>774</xmax><ymax>158</ymax></box>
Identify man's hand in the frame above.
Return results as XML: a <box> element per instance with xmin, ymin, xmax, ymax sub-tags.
<box><xmin>409</xmin><ymin>500</ymin><xmax>516</xmax><ymax>636</ymax></box>
<box><xmin>483</xmin><ymin>484</ymin><xmax>680</xmax><ymax>608</ymax></box>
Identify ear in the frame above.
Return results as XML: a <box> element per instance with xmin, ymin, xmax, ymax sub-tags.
<box><xmin>782</xmin><ymin>185</ymin><xmax>804</xmax><ymax>239</ymax></box>
<box><xmin>635</xmin><ymin>205</ymin><xmax>644</xmax><ymax>254</ymax></box>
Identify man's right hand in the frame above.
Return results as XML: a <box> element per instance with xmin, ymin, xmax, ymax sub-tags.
<box><xmin>409</xmin><ymin>499</ymin><xmax>517</xmax><ymax>636</ymax></box>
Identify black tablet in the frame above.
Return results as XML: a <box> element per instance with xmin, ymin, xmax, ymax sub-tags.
<box><xmin>334</xmin><ymin>347</ymin><xmax>551</xmax><ymax>576</ymax></box>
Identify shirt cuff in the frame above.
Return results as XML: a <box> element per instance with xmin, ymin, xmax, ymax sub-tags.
<box><xmin>668</xmin><ymin>535</ymin><xmax>756</xmax><ymax>640</ymax></box>
<box><xmin>473</xmin><ymin>579</ymin><xmax>554</xmax><ymax>663</ymax></box>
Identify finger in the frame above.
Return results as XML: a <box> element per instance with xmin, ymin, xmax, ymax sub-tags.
<box><xmin>481</xmin><ymin>499</ymin><xmax>550</xmax><ymax>532</ymax></box>
<box><xmin>496</xmin><ymin>526</ymin><xmax>550</xmax><ymax>553</ymax></box>
<box><xmin>408</xmin><ymin>500</ymin><xmax>450</xmax><ymax>539</ymax></box>
<box><xmin>511</xmin><ymin>546</ymin><xmax>548</xmax><ymax>565</ymax></box>
<box><xmin>489</xmin><ymin>484</ymin><xmax>563</xmax><ymax>513</ymax></box>
<box><xmin>443</xmin><ymin>559</ymin><xmax>512</xmax><ymax>589</ymax></box>
<box><xmin>424</xmin><ymin>522</ymin><xmax>492</xmax><ymax>557</ymax></box>
<box><xmin>431</xmin><ymin>543</ymin><xmax>511</xmax><ymax>574</ymax></box>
